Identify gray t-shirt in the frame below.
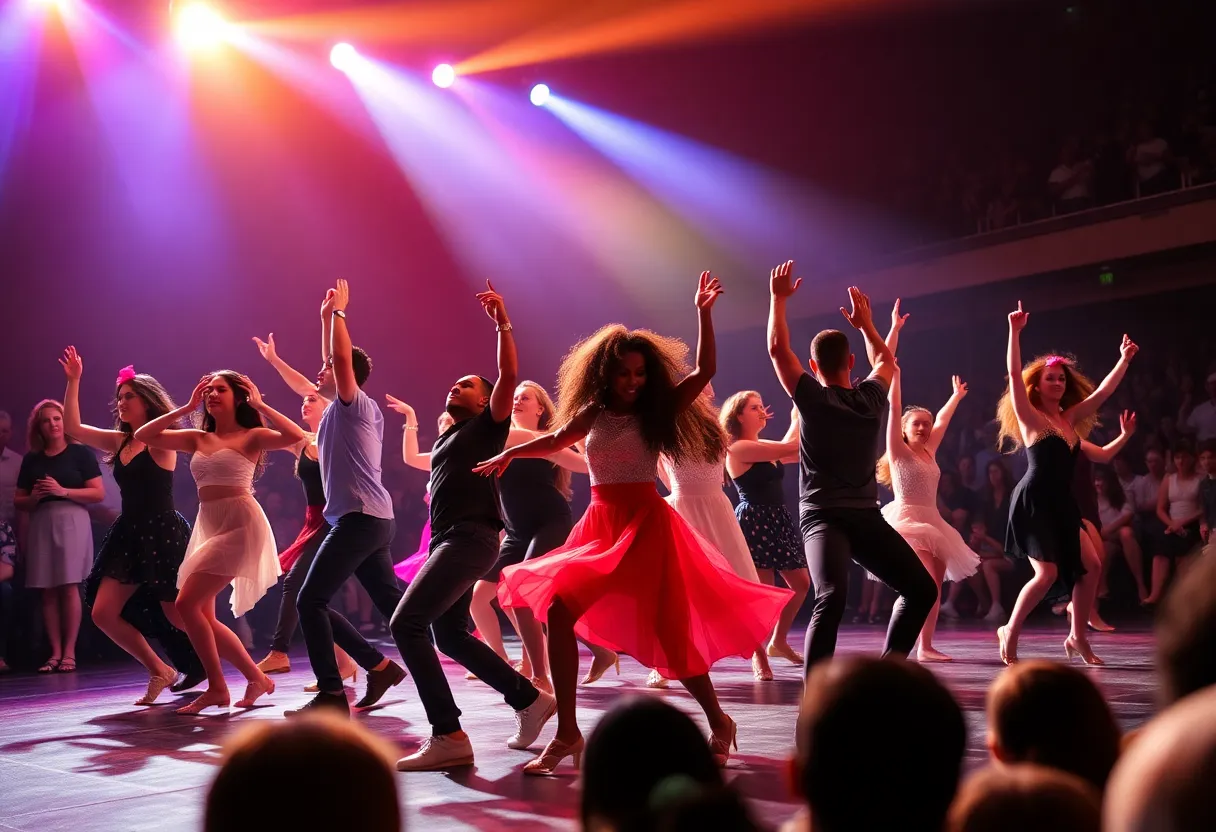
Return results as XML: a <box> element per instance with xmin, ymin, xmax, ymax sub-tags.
<box><xmin>317</xmin><ymin>389</ymin><xmax>393</xmax><ymax>524</ymax></box>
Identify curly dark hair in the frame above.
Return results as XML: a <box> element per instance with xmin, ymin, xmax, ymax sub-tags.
<box><xmin>553</xmin><ymin>325</ymin><xmax>723</xmax><ymax>463</ymax></box>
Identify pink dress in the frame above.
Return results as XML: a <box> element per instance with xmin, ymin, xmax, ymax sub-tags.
<box><xmin>393</xmin><ymin>520</ymin><xmax>431</xmax><ymax>583</ymax></box>
<box><xmin>498</xmin><ymin>410</ymin><xmax>791</xmax><ymax>678</ymax></box>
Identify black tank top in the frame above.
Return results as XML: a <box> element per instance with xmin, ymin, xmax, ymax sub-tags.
<box><xmin>297</xmin><ymin>452</ymin><xmax>326</xmax><ymax>508</ymax></box>
<box><xmin>732</xmin><ymin>461</ymin><xmax>787</xmax><ymax>507</ymax></box>
<box><xmin>113</xmin><ymin>446</ymin><xmax>175</xmax><ymax>515</ymax></box>
<box><xmin>500</xmin><ymin>458</ymin><xmax>570</xmax><ymax>534</ymax></box>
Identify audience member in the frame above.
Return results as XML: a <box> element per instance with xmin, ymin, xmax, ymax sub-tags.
<box><xmin>1155</xmin><ymin>546</ymin><xmax>1216</xmax><ymax>705</ymax></box>
<box><xmin>948</xmin><ymin>764</ymin><xmax>1101</xmax><ymax>832</ymax></box>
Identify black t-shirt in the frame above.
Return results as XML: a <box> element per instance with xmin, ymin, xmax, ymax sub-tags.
<box><xmin>793</xmin><ymin>372</ymin><xmax>889</xmax><ymax>514</ymax></box>
<box><xmin>428</xmin><ymin>406</ymin><xmax>511</xmax><ymax>535</ymax></box>
<box><xmin>17</xmin><ymin>445</ymin><xmax>103</xmax><ymax>505</ymax></box>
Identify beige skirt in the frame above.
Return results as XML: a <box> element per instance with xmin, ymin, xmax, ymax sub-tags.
<box><xmin>178</xmin><ymin>494</ymin><xmax>280</xmax><ymax>618</ymax></box>
<box><xmin>26</xmin><ymin>501</ymin><xmax>94</xmax><ymax>588</ymax></box>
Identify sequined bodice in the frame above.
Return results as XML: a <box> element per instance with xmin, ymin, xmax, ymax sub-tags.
<box><xmin>586</xmin><ymin>411</ymin><xmax>658</xmax><ymax>486</ymax></box>
<box><xmin>665</xmin><ymin>454</ymin><xmax>726</xmax><ymax>497</ymax></box>
<box><xmin>889</xmin><ymin>451</ymin><xmax>940</xmax><ymax>508</ymax></box>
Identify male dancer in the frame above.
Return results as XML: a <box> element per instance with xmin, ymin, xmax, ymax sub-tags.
<box><xmin>766</xmin><ymin>261</ymin><xmax>936</xmax><ymax>674</ymax></box>
<box><xmin>391</xmin><ymin>281</ymin><xmax>555</xmax><ymax>771</ymax></box>
<box><xmin>289</xmin><ymin>279</ymin><xmax>407</xmax><ymax>716</ymax></box>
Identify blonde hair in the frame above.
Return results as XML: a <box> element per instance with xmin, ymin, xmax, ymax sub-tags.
<box><xmin>516</xmin><ymin>380</ymin><xmax>572</xmax><ymax>500</ymax></box>
<box><xmin>719</xmin><ymin>390</ymin><xmax>762</xmax><ymax>441</ymax></box>
<box><xmin>876</xmin><ymin>406</ymin><xmax>932</xmax><ymax>488</ymax></box>
<box><xmin>996</xmin><ymin>354</ymin><xmax>1098</xmax><ymax>451</ymax></box>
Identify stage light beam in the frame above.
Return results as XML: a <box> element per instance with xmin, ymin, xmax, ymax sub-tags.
<box><xmin>173</xmin><ymin>2</ymin><xmax>230</xmax><ymax>51</ymax></box>
<box><xmin>330</xmin><ymin>42</ymin><xmax>358</xmax><ymax>72</ymax></box>
<box><xmin>432</xmin><ymin>63</ymin><xmax>455</xmax><ymax>88</ymax></box>
<box><xmin>530</xmin><ymin>83</ymin><xmax>550</xmax><ymax>107</ymax></box>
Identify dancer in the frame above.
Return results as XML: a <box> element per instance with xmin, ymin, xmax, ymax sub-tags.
<box><xmin>60</xmin><ymin>348</ymin><xmax>204</xmax><ymax>702</ymax></box>
<box><xmin>390</xmin><ymin>282</ymin><xmax>557</xmax><ymax>772</ymax></box>
<box><xmin>391</xmin><ymin>412</ymin><xmax>452</xmax><ymax>584</ymax></box>
<box><xmin>136</xmin><ymin>372</ymin><xmax>301</xmax><ymax>713</ymax></box>
<box><xmin>290</xmin><ymin>280</ymin><xmax>408</xmax><ymax>716</ymax></box>
<box><xmin>766</xmin><ymin>260</ymin><xmax>936</xmax><ymax>673</ymax></box>
<box><xmin>875</xmin><ymin>365</ymin><xmax>980</xmax><ymax>662</ymax></box>
<box><xmin>720</xmin><ymin>390</ymin><xmax>805</xmax><ymax>673</ymax></box>
<box><xmin>480</xmin><ymin>272</ymin><xmax>792</xmax><ymax>774</ymax></box>
<box><xmin>14</xmin><ymin>399</ymin><xmax>105</xmax><ymax>674</ymax></box>
<box><xmin>652</xmin><ymin>384</ymin><xmax>774</xmax><ymax>687</ymax></box>
<box><xmin>996</xmin><ymin>301</ymin><xmax>1137</xmax><ymax>665</ymax></box>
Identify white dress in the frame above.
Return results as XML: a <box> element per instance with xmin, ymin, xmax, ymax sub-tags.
<box><xmin>662</xmin><ymin>455</ymin><xmax>761</xmax><ymax>583</ymax></box>
<box><xmin>178</xmin><ymin>448</ymin><xmax>281</xmax><ymax>617</ymax></box>
<box><xmin>879</xmin><ymin>450</ymin><xmax>980</xmax><ymax>582</ymax></box>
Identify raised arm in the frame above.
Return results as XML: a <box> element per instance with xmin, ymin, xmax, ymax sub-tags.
<box><xmin>474</xmin><ymin>405</ymin><xmax>599</xmax><ymax>477</ymax></box>
<box><xmin>885</xmin><ymin>363</ymin><xmax>911</xmax><ymax>459</ymax></box>
<box><xmin>728</xmin><ymin>406</ymin><xmax>800</xmax><ymax>464</ymax></box>
<box><xmin>767</xmin><ymin>261</ymin><xmax>804</xmax><ymax>398</ymax></box>
<box><xmin>240</xmin><ymin>376</ymin><xmax>307</xmax><ymax>453</ymax></box>
<box><xmin>927</xmin><ymin>376</ymin><xmax>968</xmax><ymax>455</ymax></box>
<box><xmin>1081</xmin><ymin>411</ymin><xmax>1136</xmax><ymax>465</ymax></box>
<box><xmin>674</xmin><ymin>271</ymin><xmax>723</xmax><ymax>412</ymax></box>
<box><xmin>841</xmin><ymin>286</ymin><xmax>894</xmax><ymax>387</ymax></box>
<box><xmin>1006</xmin><ymin>302</ymin><xmax>1045</xmax><ymax>441</ymax></box>
<box><xmin>134</xmin><ymin>377</ymin><xmax>209</xmax><ymax>453</ymax></box>
<box><xmin>325</xmin><ymin>279</ymin><xmax>358</xmax><ymax>405</ymax></box>
<box><xmin>1065</xmin><ymin>334</ymin><xmax>1138</xmax><ymax>426</ymax></box>
<box><xmin>477</xmin><ymin>282</ymin><xmax>516</xmax><ymax>423</ymax></box>
<box><xmin>885</xmin><ymin>298</ymin><xmax>909</xmax><ymax>357</ymax></box>
<box><xmin>253</xmin><ymin>333</ymin><xmax>321</xmax><ymax>398</ymax></box>
<box><xmin>59</xmin><ymin>347</ymin><xmax>123</xmax><ymax>452</ymax></box>
<box><xmin>507</xmin><ymin>429</ymin><xmax>590</xmax><ymax>474</ymax></box>
<box><xmin>385</xmin><ymin>397</ymin><xmax>432</xmax><ymax>471</ymax></box>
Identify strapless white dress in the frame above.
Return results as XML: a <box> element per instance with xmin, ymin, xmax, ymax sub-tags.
<box><xmin>663</xmin><ymin>456</ymin><xmax>760</xmax><ymax>583</ymax></box>
<box><xmin>877</xmin><ymin>451</ymin><xmax>980</xmax><ymax>582</ymax></box>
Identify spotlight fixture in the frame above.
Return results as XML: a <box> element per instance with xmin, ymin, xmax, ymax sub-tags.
<box><xmin>173</xmin><ymin>2</ymin><xmax>229</xmax><ymax>51</ymax></box>
<box><xmin>330</xmin><ymin>42</ymin><xmax>358</xmax><ymax>72</ymax></box>
<box><xmin>432</xmin><ymin>63</ymin><xmax>456</xmax><ymax>89</ymax></box>
<box><xmin>529</xmin><ymin>83</ymin><xmax>551</xmax><ymax>107</ymax></box>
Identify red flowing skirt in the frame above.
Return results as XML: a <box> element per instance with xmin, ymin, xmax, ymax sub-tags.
<box><xmin>278</xmin><ymin>505</ymin><xmax>327</xmax><ymax>572</ymax></box>
<box><xmin>498</xmin><ymin>482</ymin><xmax>792</xmax><ymax>679</ymax></box>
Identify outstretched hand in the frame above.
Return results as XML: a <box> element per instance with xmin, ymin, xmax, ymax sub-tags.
<box><xmin>891</xmin><ymin>298</ymin><xmax>909</xmax><ymax>331</ymax></box>
<box><xmin>694</xmin><ymin>271</ymin><xmax>724</xmax><ymax>310</ymax></box>
<box><xmin>1009</xmin><ymin>301</ymin><xmax>1029</xmax><ymax>332</ymax></box>
<box><xmin>952</xmin><ymin>375</ymin><xmax>969</xmax><ymax>398</ymax></box>
<box><xmin>769</xmin><ymin>260</ymin><xmax>801</xmax><ymax>299</ymax></box>
<box><xmin>1119</xmin><ymin>410</ymin><xmax>1137</xmax><ymax>436</ymax></box>
<box><xmin>473</xmin><ymin>451</ymin><xmax>512</xmax><ymax>478</ymax></box>
<box><xmin>253</xmin><ymin>334</ymin><xmax>278</xmax><ymax>362</ymax></box>
<box><xmin>840</xmin><ymin>286</ymin><xmax>874</xmax><ymax>330</ymax></box>
<box><xmin>475</xmin><ymin>280</ymin><xmax>508</xmax><ymax>325</ymax></box>
<box><xmin>384</xmin><ymin>394</ymin><xmax>416</xmax><ymax>419</ymax></box>
<box><xmin>1119</xmin><ymin>334</ymin><xmax>1139</xmax><ymax>363</ymax></box>
<box><xmin>60</xmin><ymin>346</ymin><xmax>83</xmax><ymax>381</ymax></box>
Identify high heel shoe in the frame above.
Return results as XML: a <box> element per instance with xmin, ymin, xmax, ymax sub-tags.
<box><xmin>523</xmin><ymin>736</ymin><xmax>585</xmax><ymax>776</ymax></box>
<box><xmin>304</xmin><ymin>664</ymin><xmax>358</xmax><ymax>693</ymax></box>
<box><xmin>580</xmin><ymin>652</ymin><xmax>620</xmax><ymax>686</ymax></box>
<box><xmin>646</xmin><ymin>669</ymin><xmax>669</xmax><ymax>689</ymax></box>
<box><xmin>235</xmin><ymin>675</ymin><xmax>276</xmax><ymax>708</ymax></box>
<box><xmin>997</xmin><ymin>626</ymin><xmax>1017</xmax><ymax>666</ymax></box>
<box><xmin>709</xmin><ymin>717</ymin><xmax>738</xmax><ymax>766</ymax></box>
<box><xmin>1064</xmin><ymin>637</ymin><xmax>1104</xmax><ymax>666</ymax></box>
<box><xmin>766</xmin><ymin>641</ymin><xmax>804</xmax><ymax>666</ymax></box>
<box><xmin>135</xmin><ymin>667</ymin><xmax>179</xmax><ymax>706</ymax></box>
<box><xmin>176</xmin><ymin>690</ymin><xmax>230</xmax><ymax>715</ymax></box>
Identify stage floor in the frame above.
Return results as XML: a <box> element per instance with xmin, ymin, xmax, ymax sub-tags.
<box><xmin>0</xmin><ymin>620</ymin><xmax>1159</xmax><ymax>831</ymax></box>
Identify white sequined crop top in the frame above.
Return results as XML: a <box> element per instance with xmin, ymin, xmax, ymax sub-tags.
<box><xmin>190</xmin><ymin>448</ymin><xmax>256</xmax><ymax>490</ymax></box>
<box><xmin>585</xmin><ymin>411</ymin><xmax>659</xmax><ymax>486</ymax></box>
<box><xmin>888</xmin><ymin>451</ymin><xmax>940</xmax><ymax>509</ymax></box>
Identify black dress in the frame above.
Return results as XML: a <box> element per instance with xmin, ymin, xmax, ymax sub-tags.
<box><xmin>483</xmin><ymin>459</ymin><xmax>573</xmax><ymax>582</ymax></box>
<box><xmin>1071</xmin><ymin>452</ymin><xmax>1101</xmax><ymax>530</ymax></box>
<box><xmin>732</xmin><ymin>461</ymin><xmax>806</xmax><ymax>571</ymax></box>
<box><xmin>1006</xmin><ymin>434</ymin><xmax>1085</xmax><ymax>590</ymax></box>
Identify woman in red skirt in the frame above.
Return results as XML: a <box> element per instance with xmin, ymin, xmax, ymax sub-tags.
<box><xmin>476</xmin><ymin>272</ymin><xmax>791</xmax><ymax>774</ymax></box>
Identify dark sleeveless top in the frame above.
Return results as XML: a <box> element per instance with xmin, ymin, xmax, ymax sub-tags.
<box><xmin>297</xmin><ymin>452</ymin><xmax>326</xmax><ymax>508</ymax></box>
<box><xmin>1071</xmin><ymin>452</ymin><xmax>1101</xmax><ymax>527</ymax></box>
<box><xmin>732</xmin><ymin>461</ymin><xmax>787</xmax><ymax>506</ymax></box>
<box><xmin>500</xmin><ymin>458</ymin><xmax>571</xmax><ymax>535</ymax></box>
<box><xmin>1006</xmin><ymin>434</ymin><xmax>1084</xmax><ymax>588</ymax></box>
<box><xmin>113</xmin><ymin>447</ymin><xmax>175</xmax><ymax>514</ymax></box>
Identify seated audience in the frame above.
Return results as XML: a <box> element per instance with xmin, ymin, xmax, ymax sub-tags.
<box><xmin>948</xmin><ymin>764</ymin><xmax>1100</xmax><ymax>832</ymax></box>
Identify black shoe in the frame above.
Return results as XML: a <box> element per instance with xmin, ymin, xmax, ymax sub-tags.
<box><xmin>170</xmin><ymin>668</ymin><xmax>207</xmax><ymax>694</ymax></box>
<box><xmin>353</xmin><ymin>660</ymin><xmax>407</xmax><ymax>710</ymax></box>
<box><xmin>285</xmin><ymin>691</ymin><xmax>350</xmax><ymax>718</ymax></box>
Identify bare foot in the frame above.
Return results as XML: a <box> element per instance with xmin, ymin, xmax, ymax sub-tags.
<box><xmin>917</xmin><ymin>646</ymin><xmax>954</xmax><ymax>663</ymax></box>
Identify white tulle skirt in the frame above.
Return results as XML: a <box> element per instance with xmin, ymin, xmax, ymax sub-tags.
<box><xmin>877</xmin><ymin>501</ymin><xmax>981</xmax><ymax>583</ymax></box>
<box><xmin>666</xmin><ymin>488</ymin><xmax>761</xmax><ymax>583</ymax></box>
<box><xmin>178</xmin><ymin>494</ymin><xmax>281</xmax><ymax>618</ymax></box>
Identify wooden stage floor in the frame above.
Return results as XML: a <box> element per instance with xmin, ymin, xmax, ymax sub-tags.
<box><xmin>0</xmin><ymin>620</ymin><xmax>1159</xmax><ymax>831</ymax></box>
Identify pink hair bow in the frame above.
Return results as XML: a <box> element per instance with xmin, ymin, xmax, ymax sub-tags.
<box><xmin>1044</xmin><ymin>355</ymin><xmax>1071</xmax><ymax>368</ymax></box>
<box><xmin>115</xmin><ymin>365</ymin><xmax>137</xmax><ymax>386</ymax></box>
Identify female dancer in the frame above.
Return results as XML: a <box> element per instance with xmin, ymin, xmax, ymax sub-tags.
<box><xmin>720</xmin><ymin>390</ymin><xmax>807</xmax><ymax>666</ymax></box>
<box><xmin>653</xmin><ymin>383</ymin><xmax>774</xmax><ymax>687</ymax></box>
<box><xmin>60</xmin><ymin>348</ymin><xmax>200</xmax><ymax>703</ymax></box>
<box><xmin>255</xmin><ymin>391</ymin><xmax>358</xmax><ymax>688</ymax></box>
<box><xmin>389</xmin><ymin>390</ymin><xmax>596</xmax><ymax>690</ymax></box>
<box><xmin>14</xmin><ymin>399</ymin><xmax>104</xmax><ymax>673</ymax></box>
<box><xmin>875</xmin><ymin>366</ymin><xmax>979</xmax><ymax>662</ymax></box>
<box><xmin>137</xmin><ymin>371</ymin><xmax>304</xmax><ymax>713</ymax></box>
<box><xmin>1148</xmin><ymin>438</ymin><xmax>1205</xmax><ymax>601</ymax></box>
<box><xmin>478</xmin><ymin>272</ymin><xmax>792</xmax><ymax>774</ymax></box>
<box><xmin>996</xmin><ymin>301</ymin><xmax>1137</xmax><ymax>665</ymax></box>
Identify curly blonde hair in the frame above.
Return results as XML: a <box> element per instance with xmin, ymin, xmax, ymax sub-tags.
<box><xmin>516</xmin><ymin>380</ymin><xmax>573</xmax><ymax>500</ymax></box>
<box><xmin>996</xmin><ymin>354</ymin><xmax>1098</xmax><ymax>451</ymax></box>
<box><xmin>876</xmin><ymin>406</ymin><xmax>933</xmax><ymax>488</ymax></box>
<box><xmin>553</xmin><ymin>324</ymin><xmax>724</xmax><ymax>463</ymax></box>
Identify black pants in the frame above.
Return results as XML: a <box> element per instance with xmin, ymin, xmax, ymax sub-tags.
<box><xmin>270</xmin><ymin>524</ymin><xmax>349</xmax><ymax>655</ymax></box>
<box><xmin>801</xmin><ymin>507</ymin><xmax>937</xmax><ymax>674</ymax></box>
<box><xmin>297</xmin><ymin>513</ymin><xmax>402</xmax><ymax>693</ymax></box>
<box><xmin>390</xmin><ymin>522</ymin><xmax>539</xmax><ymax>736</ymax></box>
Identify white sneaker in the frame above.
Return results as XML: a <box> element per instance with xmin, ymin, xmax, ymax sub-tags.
<box><xmin>508</xmin><ymin>690</ymin><xmax>557</xmax><ymax>750</ymax></box>
<box><xmin>396</xmin><ymin>733</ymin><xmax>475</xmax><ymax>771</ymax></box>
<box><xmin>984</xmin><ymin>605</ymin><xmax>1006</xmax><ymax>623</ymax></box>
